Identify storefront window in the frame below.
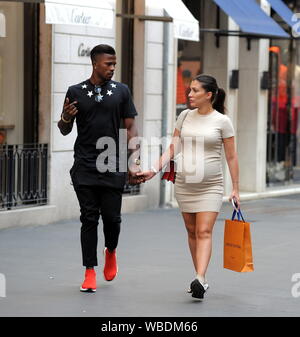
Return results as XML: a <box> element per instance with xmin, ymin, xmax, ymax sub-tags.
<box><xmin>176</xmin><ymin>40</ymin><xmax>201</xmax><ymax>116</ymax></box>
<box><xmin>267</xmin><ymin>40</ymin><xmax>300</xmax><ymax>185</ymax></box>
<box><xmin>267</xmin><ymin>41</ymin><xmax>290</xmax><ymax>184</ymax></box>
<box><xmin>267</xmin><ymin>0</ymin><xmax>300</xmax><ymax>185</ymax></box>
<box><xmin>293</xmin><ymin>47</ymin><xmax>300</xmax><ymax>182</ymax></box>
<box><xmin>176</xmin><ymin>0</ymin><xmax>202</xmax><ymax>117</ymax></box>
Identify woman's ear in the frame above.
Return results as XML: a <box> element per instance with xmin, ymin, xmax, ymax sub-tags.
<box><xmin>207</xmin><ymin>91</ymin><xmax>213</xmax><ymax>101</ymax></box>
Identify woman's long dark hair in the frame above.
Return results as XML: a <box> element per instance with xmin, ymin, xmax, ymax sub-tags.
<box><xmin>193</xmin><ymin>74</ymin><xmax>226</xmax><ymax>114</ymax></box>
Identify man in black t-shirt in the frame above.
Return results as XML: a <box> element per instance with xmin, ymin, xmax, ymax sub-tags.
<box><xmin>58</xmin><ymin>44</ymin><xmax>143</xmax><ymax>293</ymax></box>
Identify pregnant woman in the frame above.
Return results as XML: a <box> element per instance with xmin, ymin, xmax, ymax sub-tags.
<box><xmin>137</xmin><ymin>74</ymin><xmax>240</xmax><ymax>300</ymax></box>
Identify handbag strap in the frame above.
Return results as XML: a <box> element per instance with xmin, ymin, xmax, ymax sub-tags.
<box><xmin>179</xmin><ymin>109</ymin><xmax>189</xmax><ymax>133</ymax></box>
<box><xmin>172</xmin><ymin>110</ymin><xmax>189</xmax><ymax>162</ymax></box>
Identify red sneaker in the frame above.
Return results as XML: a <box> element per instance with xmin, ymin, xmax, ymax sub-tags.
<box><xmin>80</xmin><ymin>269</ymin><xmax>96</xmax><ymax>292</ymax></box>
<box><xmin>103</xmin><ymin>248</ymin><xmax>118</xmax><ymax>281</ymax></box>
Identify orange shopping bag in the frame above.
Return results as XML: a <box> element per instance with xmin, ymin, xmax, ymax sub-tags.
<box><xmin>223</xmin><ymin>200</ymin><xmax>254</xmax><ymax>272</ymax></box>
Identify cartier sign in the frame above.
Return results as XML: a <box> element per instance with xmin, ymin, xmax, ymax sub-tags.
<box><xmin>78</xmin><ymin>43</ymin><xmax>91</xmax><ymax>57</ymax></box>
<box><xmin>45</xmin><ymin>1</ymin><xmax>113</xmax><ymax>29</ymax></box>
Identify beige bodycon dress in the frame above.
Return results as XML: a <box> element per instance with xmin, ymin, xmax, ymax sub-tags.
<box><xmin>174</xmin><ymin>108</ymin><xmax>235</xmax><ymax>213</ymax></box>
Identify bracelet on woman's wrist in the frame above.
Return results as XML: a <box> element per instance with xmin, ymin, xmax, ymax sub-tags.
<box><xmin>150</xmin><ymin>166</ymin><xmax>158</xmax><ymax>174</ymax></box>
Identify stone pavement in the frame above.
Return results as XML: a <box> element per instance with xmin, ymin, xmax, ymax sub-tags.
<box><xmin>0</xmin><ymin>194</ymin><xmax>300</xmax><ymax>317</ymax></box>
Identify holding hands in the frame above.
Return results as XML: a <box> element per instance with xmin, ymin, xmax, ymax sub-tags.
<box><xmin>136</xmin><ymin>170</ymin><xmax>156</xmax><ymax>182</ymax></box>
<box><xmin>128</xmin><ymin>167</ymin><xmax>146</xmax><ymax>185</ymax></box>
<box><xmin>128</xmin><ymin>167</ymin><xmax>157</xmax><ymax>186</ymax></box>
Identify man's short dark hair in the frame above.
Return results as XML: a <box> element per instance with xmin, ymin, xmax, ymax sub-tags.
<box><xmin>90</xmin><ymin>44</ymin><xmax>116</xmax><ymax>63</ymax></box>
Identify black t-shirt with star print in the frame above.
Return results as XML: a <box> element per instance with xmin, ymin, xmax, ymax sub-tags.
<box><xmin>64</xmin><ymin>79</ymin><xmax>137</xmax><ymax>189</ymax></box>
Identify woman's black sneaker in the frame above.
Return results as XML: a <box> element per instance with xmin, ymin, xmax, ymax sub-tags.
<box><xmin>190</xmin><ymin>279</ymin><xmax>209</xmax><ymax>299</ymax></box>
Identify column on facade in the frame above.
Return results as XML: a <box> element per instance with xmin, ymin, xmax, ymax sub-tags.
<box><xmin>142</xmin><ymin>3</ymin><xmax>165</xmax><ymax>209</ymax></box>
<box><xmin>237</xmin><ymin>38</ymin><xmax>269</xmax><ymax>193</ymax></box>
<box><xmin>202</xmin><ymin>0</ymin><xmax>240</xmax><ymax>197</ymax></box>
<box><xmin>237</xmin><ymin>2</ymin><xmax>269</xmax><ymax>193</ymax></box>
<box><xmin>163</xmin><ymin>21</ymin><xmax>177</xmax><ymax>207</ymax></box>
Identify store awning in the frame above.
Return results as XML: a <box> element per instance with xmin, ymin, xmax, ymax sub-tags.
<box><xmin>212</xmin><ymin>0</ymin><xmax>289</xmax><ymax>38</ymax></box>
<box><xmin>0</xmin><ymin>12</ymin><xmax>6</xmax><ymax>37</ymax></box>
<box><xmin>266</xmin><ymin>0</ymin><xmax>296</xmax><ymax>31</ymax></box>
<box><xmin>45</xmin><ymin>0</ymin><xmax>114</xmax><ymax>29</ymax></box>
<box><xmin>147</xmin><ymin>0</ymin><xmax>199</xmax><ymax>41</ymax></box>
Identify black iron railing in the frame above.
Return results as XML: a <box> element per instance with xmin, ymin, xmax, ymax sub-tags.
<box><xmin>0</xmin><ymin>144</ymin><xmax>48</xmax><ymax>210</ymax></box>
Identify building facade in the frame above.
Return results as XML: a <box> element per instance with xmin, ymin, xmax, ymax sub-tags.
<box><xmin>1</xmin><ymin>0</ymin><xmax>300</xmax><ymax>229</ymax></box>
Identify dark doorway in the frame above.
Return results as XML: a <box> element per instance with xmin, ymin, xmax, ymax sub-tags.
<box><xmin>121</xmin><ymin>0</ymin><xmax>134</xmax><ymax>92</ymax></box>
<box><xmin>23</xmin><ymin>2</ymin><xmax>39</xmax><ymax>144</ymax></box>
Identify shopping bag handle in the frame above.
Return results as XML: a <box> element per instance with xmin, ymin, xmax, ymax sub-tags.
<box><xmin>231</xmin><ymin>209</ymin><xmax>245</xmax><ymax>222</ymax></box>
<box><xmin>231</xmin><ymin>197</ymin><xmax>239</xmax><ymax>211</ymax></box>
<box><xmin>231</xmin><ymin>198</ymin><xmax>245</xmax><ymax>222</ymax></box>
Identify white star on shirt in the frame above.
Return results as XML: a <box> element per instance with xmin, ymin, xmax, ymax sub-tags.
<box><xmin>87</xmin><ymin>91</ymin><xmax>93</xmax><ymax>98</ymax></box>
<box><xmin>107</xmin><ymin>90</ymin><xmax>113</xmax><ymax>96</ymax></box>
<box><xmin>110</xmin><ymin>83</ymin><xmax>117</xmax><ymax>88</ymax></box>
<box><xmin>82</xmin><ymin>84</ymin><xmax>87</xmax><ymax>89</ymax></box>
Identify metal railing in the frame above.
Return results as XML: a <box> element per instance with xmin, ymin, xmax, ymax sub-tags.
<box><xmin>0</xmin><ymin>144</ymin><xmax>48</xmax><ymax>211</ymax></box>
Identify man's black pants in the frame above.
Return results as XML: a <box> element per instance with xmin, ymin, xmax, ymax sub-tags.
<box><xmin>74</xmin><ymin>185</ymin><xmax>122</xmax><ymax>267</ymax></box>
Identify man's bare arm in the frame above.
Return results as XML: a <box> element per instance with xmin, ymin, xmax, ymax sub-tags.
<box><xmin>123</xmin><ymin>117</ymin><xmax>144</xmax><ymax>184</ymax></box>
<box><xmin>123</xmin><ymin>117</ymin><xmax>140</xmax><ymax>161</ymax></box>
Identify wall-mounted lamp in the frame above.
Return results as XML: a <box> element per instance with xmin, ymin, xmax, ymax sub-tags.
<box><xmin>230</xmin><ymin>70</ymin><xmax>239</xmax><ymax>89</ymax></box>
<box><xmin>261</xmin><ymin>71</ymin><xmax>269</xmax><ymax>90</ymax></box>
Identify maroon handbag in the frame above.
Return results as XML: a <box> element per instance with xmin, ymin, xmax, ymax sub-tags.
<box><xmin>161</xmin><ymin>110</ymin><xmax>189</xmax><ymax>184</ymax></box>
<box><xmin>161</xmin><ymin>160</ymin><xmax>176</xmax><ymax>183</ymax></box>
